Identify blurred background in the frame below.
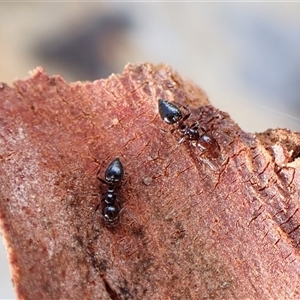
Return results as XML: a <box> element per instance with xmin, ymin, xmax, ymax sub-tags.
<box><xmin>1</xmin><ymin>2</ymin><xmax>300</xmax><ymax>299</ymax></box>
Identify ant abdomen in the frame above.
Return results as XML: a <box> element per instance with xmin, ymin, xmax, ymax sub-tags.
<box><xmin>102</xmin><ymin>205</ymin><xmax>121</xmax><ymax>227</ymax></box>
<box><xmin>197</xmin><ymin>133</ymin><xmax>220</xmax><ymax>159</ymax></box>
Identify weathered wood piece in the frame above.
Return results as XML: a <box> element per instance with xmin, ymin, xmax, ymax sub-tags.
<box><xmin>1</xmin><ymin>63</ymin><xmax>300</xmax><ymax>299</ymax></box>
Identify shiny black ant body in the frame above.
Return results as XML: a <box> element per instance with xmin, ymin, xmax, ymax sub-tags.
<box><xmin>158</xmin><ymin>99</ymin><xmax>220</xmax><ymax>157</ymax></box>
<box><xmin>95</xmin><ymin>158</ymin><xmax>124</xmax><ymax>227</ymax></box>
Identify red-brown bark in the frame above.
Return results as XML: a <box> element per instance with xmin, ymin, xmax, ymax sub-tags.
<box><xmin>1</xmin><ymin>63</ymin><xmax>300</xmax><ymax>299</ymax></box>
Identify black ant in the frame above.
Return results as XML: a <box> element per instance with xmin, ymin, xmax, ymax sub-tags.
<box><xmin>158</xmin><ymin>99</ymin><xmax>220</xmax><ymax>158</ymax></box>
<box><xmin>95</xmin><ymin>158</ymin><xmax>124</xmax><ymax>227</ymax></box>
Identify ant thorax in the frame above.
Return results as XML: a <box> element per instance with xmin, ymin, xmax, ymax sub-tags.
<box><xmin>177</xmin><ymin>122</ymin><xmax>201</xmax><ymax>143</ymax></box>
<box><xmin>104</xmin><ymin>184</ymin><xmax>117</xmax><ymax>205</ymax></box>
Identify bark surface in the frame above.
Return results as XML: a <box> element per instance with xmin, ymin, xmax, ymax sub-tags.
<box><xmin>1</xmin><ymin>63</ymin><xmax>300</xmax><ymax>299</ymax></box>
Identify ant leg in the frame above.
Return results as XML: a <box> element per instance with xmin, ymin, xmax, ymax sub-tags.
<box><xmin>178</xmin><ymin>136</ymin><xmax>186</xmax><ymax>144</ymax></box>
<box><xmin>96</xmin><ymin>166</ymin><xmax>108</xmax><ymax>185</ymax></box>
<box><xmin>96</xmin><ymin>166</ymin><xmax>102</xmax><ymax>178</ymax></box>
<box><xmin>91</xmin><ymin>192</ymin><xmax>101</xmax><ymax>197</ymax></box>
<box><xmin>94</xmin><ymin>202</ymin><xmax>101</xmax><ymax>214</ymax></box>
<box><xmin>91</xmin><ymin>193</ymin><xmax>107</xmax><ymax>205</ymax></box>
<box><xmin>97</xmin><ymin>177</ymin><xmax>108</xmax><ymax>185</ymax></box>
<box><xmin>108</xmin><ymin>193</ymin><xmax>121</xmax><ymax>204</ymax></box>
<box><xmin>91</xmin><ymin>202</ymin><xmax>102</xmax><ymax>232</ymax></box>
<box><xmin>190</xmin><ymin>121</ymin><xmax>199</xmax><ymax>130</ymax></box>
<box><xmin>160</xmin><ymin>128</ymin><xmax>168</xmax><ymax>133</ymax></box>
<box><xmin>176</xmin><ymin>103</ymin><xmax>191</xmax><ymax>123</ymax></box>
<box><xmin>181</xmin><ymin>111</ymin><xmax>190</xmax><ymax>123</ymax></box>
<box><xmin>122</xmin><ymin>205</ymin><xmax>140</xmax><ymax>224</ymax></box>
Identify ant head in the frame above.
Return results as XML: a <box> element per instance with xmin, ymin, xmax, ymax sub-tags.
<box><xmin>158</xmin><ymin>99</ymin><xmax>183</xmax><ymax>125</ymax></box>
<box><xmin>105</xmin><ymin>158</ymin><xmax>124</xmax><ymax>183</ymax></box>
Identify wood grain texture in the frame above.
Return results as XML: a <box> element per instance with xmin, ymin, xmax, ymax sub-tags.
<box><xmin>1</xmin><ymin>63</ymin><xmax>300</xmax><ymax>299</ymax></box>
